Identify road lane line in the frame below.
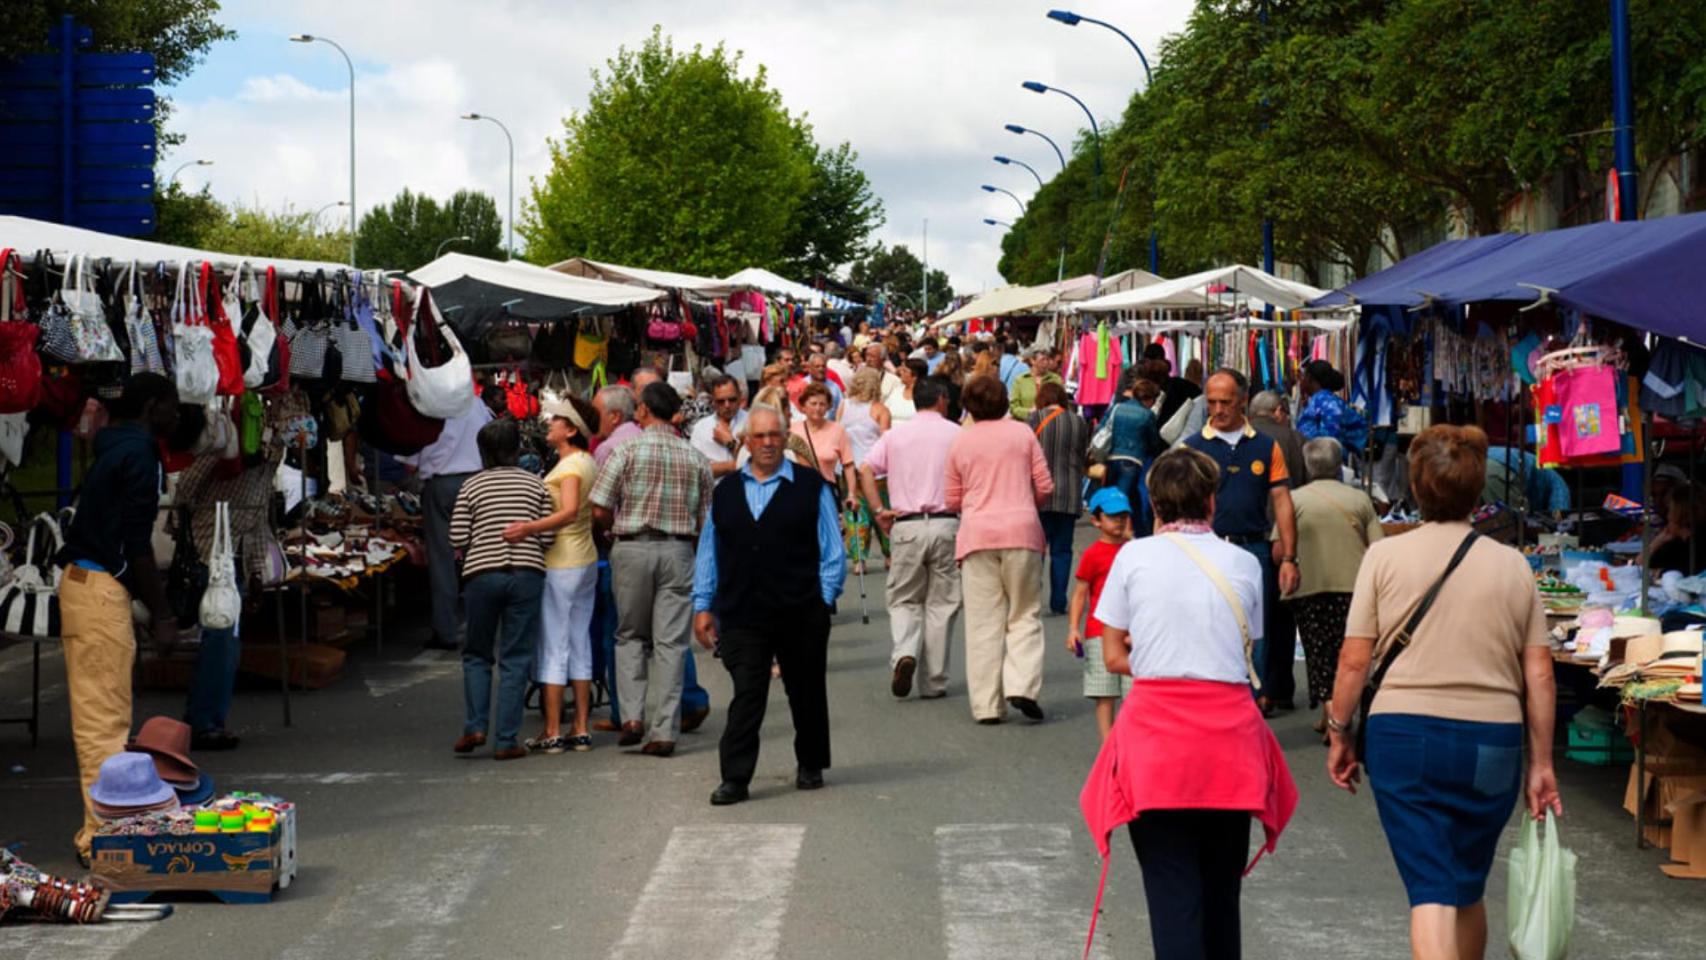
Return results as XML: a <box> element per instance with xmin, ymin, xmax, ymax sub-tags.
<box><xmin>609</xmin><ymin>824</ymin><xmax>806</xmax><ymax>960</ymax></box>
<box><xmin>8</xmin><ymin>924</ymin><xmax>152</xmax><ymax>960</ymax></box>
<box><xmin>936</xmin><ymin>823</ymin><xmax>1105</xmax><ymax>960</ymax></box>
<box><xmin>280</xmin><ymin>825</ymin><xmax>541</xmax><ymax>960</ymax></box>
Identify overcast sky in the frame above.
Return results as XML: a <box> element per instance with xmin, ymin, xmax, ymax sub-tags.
<box><xmin>167</xmin><ymin>0</ymin><xmax>1195</xmax><ymax>297</ymax></box>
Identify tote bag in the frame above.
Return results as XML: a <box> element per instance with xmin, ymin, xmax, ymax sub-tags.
<box><xmin>0</xmin><ymin>514</ymin><xmax>64</xmax><ymax>638</ymax></box>
<box><xmin>201</xmin><ymin>262</ymin><xmax>246</xmax><ymax>396</ymax></box>
<box><xmin>1551</xmin><ymin>365</ymin><xmax>1620</xmax><ymax>459</ymax></box>
<box><xmin>231</xmin><ymin>261</ymin><xmax>277</xmax><ymax>389</ymax></box>
<box><xmin>171</xmin><ymin>262</ymin><xmax>220</xmax><ymax>405</ymax></box>
<box><xmin>46</xmin><ymin>253</ymin><xmax>124</xmax><ymax>364</ymax></box>
<box><xmin>404</xmin><ymin>288</ymin><xmax>474</xmax><ymax>419</ymax></box>
<box><xmin>0</xmin><ymin>248</ymin><xmax>44</xmax><ymax>414</ymax></box>
<box><xmin>120</xmin><ymin>261</ymin><xmax>166</xmax><ymax>375</ymax></box>
<box><xmin>199</xmin><ymin>501</ymin><xmax>241</xmax><ymax>631</ymax></box>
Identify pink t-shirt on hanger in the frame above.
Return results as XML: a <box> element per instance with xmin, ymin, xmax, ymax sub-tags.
<box><xmin>1076</xmin><ymin>329</ymin><xmax>1123</xmax><ymax>406</ymax></box>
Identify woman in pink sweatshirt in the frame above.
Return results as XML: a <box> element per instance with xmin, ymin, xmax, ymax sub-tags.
<box><xmin>944</xmin><ymin>375</ymin><xmax>1054</xmax><ymax>724</ymax></box>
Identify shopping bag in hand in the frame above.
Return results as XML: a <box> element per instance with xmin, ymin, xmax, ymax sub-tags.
<box><xmin>1507</xmin><ymin>812</ymin><xmax>1576</xmax><ymax>960</ymax></box>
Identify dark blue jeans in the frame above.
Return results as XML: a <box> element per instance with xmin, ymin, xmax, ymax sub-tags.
<box><xmin>1102</xmin><ymin>459</ymin><xmax>1153</xmax><ymax>536</ymax></box>
<box><xmin>1235</xmin><ymin>540</ymin><xmax>1286</xmax><ymax>699</ymax></box>
<box><xmin>462</xmin><ymin>569</ymin><xmax>543</xmax><ymax>750</ymax></box>
<box><xmin>1039</xmin><ymin>511</ymin><xmax>1077</xmax><ymax>615</ymax></box>
<box><xmin>596</xmin><ymin>558</ymin><xmax>706</xmax><ymax>720</ymax></box>
<box><xmin>184</xmin><ymin>582</ymin><xmax>242</xmax><ymax>734</ymax></box>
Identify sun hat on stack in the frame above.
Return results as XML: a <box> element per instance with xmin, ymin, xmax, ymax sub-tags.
<box><xmin>127</xmin><ymin>716</ymin><xmax>215</xmax><ymax>806</ymax></box>
<box><xmin>88</xmin><ymin>752</ymin><xmax>178</xmax><ymax>819</ymax></box>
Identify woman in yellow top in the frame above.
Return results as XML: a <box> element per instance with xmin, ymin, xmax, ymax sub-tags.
<box><xmin>504</xmin><ymin>394</ymin><xmax>601</xmax><ymax>753</ymax></box>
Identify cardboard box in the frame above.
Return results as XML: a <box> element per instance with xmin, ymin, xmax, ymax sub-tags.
<box><xmin>1662</xmin><ymin>790</ymin><xmax>1706</xmax><ymax>879</ymax></box>
<box><xmin>93</xmin><ymin>807</ymin><xmax>297</xmax><ymax>904</ymax></box>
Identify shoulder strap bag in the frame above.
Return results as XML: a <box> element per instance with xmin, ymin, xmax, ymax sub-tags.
<box><xmin>1033</xmin><ymin>406</ymin><xmax>1065</xmax><ymax>438</ymax></box>
<box><xmin>1161</xmin><ymin>533</ymin><xmax>1261</xmax><ymax>688</ymax></box>
<box><xmin>1355</xmin><ymin>531</ymin><xmax>1480</xmax><ymax>759</ymax></box>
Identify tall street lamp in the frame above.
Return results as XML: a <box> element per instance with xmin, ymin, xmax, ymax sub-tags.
<box><xmin>1021</xmin><ymin>81</ymin><xmax>1101</xmax><ymax>178</ymax></box>
<box><xmin>436</xmin><ymin>235</ymin><xmax>473</xmax><ymax>258</ymax></box>
<box><xmin>983</xmin><ymin>218</ymin><xmax>1012</xmax><ymax>228</ymax></box>
<box><xmin>981</xmin><ymin>184</ymin><xmax>1026</xmax><ymax>216</ymax></box>
<box><xmin>313</xmin><ymin>200</ymin><xmax>349</xmax><ymax>234</ymax></box>
<box><xmin>993</xmin><ymin>155</ymin><xmax>1044</xmax><ymax>190</ymax></box>
<box><xmin>1003</xmin><ymin>123</ymin><xmax>1067</xmax><ymax>171</ymax></box>
<box><xmin>290</xmin><ymin>33</ymin><xmax>356</xmax><ymax>266</ymax></box>
<box><xmin>461</xmin><ymin>112</ymin><xmax>515</xmax><ymax>258</ymax></box>
<box><xmin>1046</xmin><ymin>10</ymin><xmax>1153</xmax><ymax>86</ymax></box>
<box><xmin>168</xmin><ymin>159</ymin><xmax>212</xmax><ymax>183</ymax></box>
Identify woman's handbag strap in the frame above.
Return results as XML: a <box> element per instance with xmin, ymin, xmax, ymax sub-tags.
<box><xmin>1162</xmin><ymin>533</ymin><xmax>1260</xmax><ymax>689</ymax></box>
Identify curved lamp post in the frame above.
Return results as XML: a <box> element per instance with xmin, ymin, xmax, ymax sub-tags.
<box><xmin>980</xmin><ymin>184</ymin><xmax>1026</xmax><ymax>216</ymax></box>
<box><xmin>982</xmin><ymin>218</ymin><xmax>1012</xmax><ymax>228</ymax></box>
<box><xmin>1046</xmin><ymin>10</ymin><xmax>1153</xmax><ymax>86</ymax></box>
<box><xmin>290</xmin><ymin>33</ymin><xmax>356</xmax><ymax>266</ymax></box>
<box><xmin>1021</xmin><ymin>81</ymin><xmax>1101</xmax><ymax>177</ymax></box>
<box><xmin>1003</xmin><ymin>123</ymin><xmax>1067</xmax><ymax>172</ymax></box>
<box><xmin>460</xmin><ymin>112</ymin><xmax>515</xmax><ymax>259</ymax></box>
<box><xmin>168</xmin><ymin>159</ymin><xmax>212</xmax><ymax>183</ymax></box>
<box><xmin>435</xmin><ymin>235</ymin><xmax>472</xmax><ymax>258</ymax></box>
<box><xmin>993</xmin><ymin>155</ymin><xmax>1044</xmax><ymax>190</ymax></box>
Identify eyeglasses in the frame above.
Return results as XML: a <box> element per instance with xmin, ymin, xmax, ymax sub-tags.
<box><xmin>714</xmin><ymin>396</ymin><xmax>741</xmax><ymax>405</ymax></box>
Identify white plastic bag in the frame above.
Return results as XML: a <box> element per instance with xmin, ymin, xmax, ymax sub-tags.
<box><xmin>198</xmin><ymin>501</ymin><xmax>240</xmax><ymax>631</ymax></box>
<box><xmin>1508</xmin><ymin>812</ymin><xmax>1576</xmax><ymax>960</ymax></box>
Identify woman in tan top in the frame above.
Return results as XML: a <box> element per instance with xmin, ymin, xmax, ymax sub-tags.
<box><xmin>1285</xmin><ymin>437</ymin><xmax>1383</xmax><ymax>739</ymax></box>
<box><xmin>1326</xmin><ymin>425</ymin><xmax>1560</xmax><ymax>960</ymax></box>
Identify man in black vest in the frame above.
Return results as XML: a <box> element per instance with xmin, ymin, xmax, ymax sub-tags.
<box><xmin>692</xmin><ymin>405</ymin><xmax>846</xmax><ymax>806</ymax></box>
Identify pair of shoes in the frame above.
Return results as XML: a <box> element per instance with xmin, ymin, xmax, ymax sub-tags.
<box><xmin>796</xmin><ymin>767</ymin><xmax>824</xmax><ymax>790</ymax></box>
<box><xmin>453</xmin><ymin>732</ymin><xmax>487</xmax><ymax>754</ymax></box>
<box><xmin>494</xmin><ymin>746</ymin><xmax>528</xmax><ymax>761</ymax></box>
<box><xmin>568</xmin><ymin>734</ymin><xmax>593</xmax><ymax>752</ymax></box>
<box><xmin>710</xmin><ymin>781</ymin><xmax>749</xmax><ymax>805</ymax></box>
<box><xmin>525</xmin><ymin>735</ymin><xmax>568</xmax><ymax>755</ymax></box>
<box><xmin>617</xmin><ymin>722</ymin><xmax>644</xmax><ymax>747</ymax></box>
<box><xmin>592</xmin><ymin>718</ymin><xmax>620</xmax><ymax>733</ymax></box>
<box><xmin>976</xmin><ymin>717</ymin><xmax>1003</xmax><ymax>726</ymax></box>
<box><xmin>681</xmin><ymin>706</ymin><xmax>711</xmax><ymax>733</ymax></box>
<box><xmin>891</xmin><ymin>656</ymin><xmax>916</xmax><ymax>698</ymax></box>
<box><xmin>1006</xmin><ymin>696</ymin><xmax>1044</xmax><ymax>721</ymax></box>
<box><xmin>191</xmin><ymin>729</ymin><xmax>241</xmax><ymax>751</ymax></box>
<box><xmin>640</xmin><ymin>740</ymin><xmax>676</xmax><ymax>757</ymax></box>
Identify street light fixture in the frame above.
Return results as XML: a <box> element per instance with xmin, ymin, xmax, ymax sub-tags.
<box><xmin>168</xmin><ymin>159</ymin><xmax>213</xmax><ymax>183</ymax></box>
<box><xmin>460</xmin><ymin>112</ymin><xmax>515</xmax><ymax>259</ymax></box>
<box><xmin>980</xmin><ymin>184</ymin><xmax>1026</xmax><ymax>216</ymax></box>
<box><xmin>993</xmin><ymin>155</ymin><xmax>1044</xmax><ymax>190</ymax></box>
<box><xmin>1003</xmin><ymin>124</ymin><xmax>1067</xmax><ymax>172</ymax></box>
<box><xmin>435</xmin><ymin>235</ymin><xmax>473</xmax><ymax>258</ymax></box>
<box><xmin>312</xmin><ymin>200</ymin><xmax>350</xmax><ymax>234</ymax></box>
<box><xmin>1021</xmin><ymin>81</ymin><xmax>1101</xmax><ymax>176</ymax></box>
<box><xmin>982</xmin><ymin>218</ymin><xmax>1012</xmax><ymax>228</ymax></box>
<box><xmin>1046</xmin><ymin>10</ymin><xmax>1153</xmax><ymax>86</ymax></box>
<box><xmin>291</xmin><ymin>33</ymin><xmax>357</xmax><ymax>266</ymax></box>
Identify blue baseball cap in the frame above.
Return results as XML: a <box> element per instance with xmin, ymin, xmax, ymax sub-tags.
<box><xmin>1088</xmin><ymin>487</ymin><xmax>1132</xmax><ymax>516</ymax></box>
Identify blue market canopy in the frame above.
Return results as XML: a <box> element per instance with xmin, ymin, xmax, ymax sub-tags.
<box><xmin>1311</xmin><ymin>211</ymin><xmax>1706</xmax><ymax>342</ymax></box>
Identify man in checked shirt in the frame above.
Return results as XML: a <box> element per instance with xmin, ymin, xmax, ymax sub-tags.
<box><xmin>589</xmin><ymin>382</ymin><xmax>714</xmax><ymax>758</ymax></box>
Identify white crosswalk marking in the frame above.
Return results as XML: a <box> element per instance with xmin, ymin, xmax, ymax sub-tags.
<box><xmin>279</xmin><ymin>825</ymin><xmax>541</xmax><ymax>960</ymax></box>
<box><xmin>6</xmin><ymin>924</ymin><xmax>152</xmax><ymax>960</ymax></box>
<box><xmin>609</xmin><ymin>824</ymin><xmax>806</xmax><ymax>960</ymax></box>
<box><xmin>936</xmin><ymin>823</ymin><xmax>1106</xmax><ymax>960</ymax></box>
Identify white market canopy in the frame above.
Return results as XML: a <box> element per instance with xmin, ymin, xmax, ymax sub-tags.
<box><xmin>933</xmin><ymin>270</ymin><xmax>1165</xmax><ymax>328</ymax></box>
<box><xmin>410</xmin><ymin>253</ymin><xmax>665</xmax><ymax>330</ymax></box>
<box><xmin>1049</xmin><ymin>268</ymin><xmax>1164</xmax><ymax>302</ymax></box>
<box><xmin>1073</xmin><ymin>264</ymin><xmax>1327</xmax><ymax>314</ymax></box>
<box><xmin>722</xmin><ymin>266</ymin><xmax>827</xmax><ymax>306</ymax></box>
<box><xmin>549</xmin><ymin>256</ymin><xmax>746</xmax><ymax>299</ymax></box>
<box><xmin>0</xmin><ymin>214</ymin><xmax>354</xmax><ymax>274</ymax></box>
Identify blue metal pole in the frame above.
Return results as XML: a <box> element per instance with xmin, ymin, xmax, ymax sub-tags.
<box><xmin>57</xmin><ymin>14</ymin><xmax>76</xmax><ymax>507</ymax></box>
<box><xmin>1610</xmin><ymin>0</ymin><xmax>1638</xmax><ymax>222</ymax></box>
<box><xmin>1149</xmin><ymin>229</ymin><xmax>1159</xmax><ymax>274</ymax></box>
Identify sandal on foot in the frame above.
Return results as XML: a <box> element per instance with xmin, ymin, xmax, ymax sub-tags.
<box><xmin>568</xmin><ymin>734</ymin><xmax>593</xmax><ymax>752</ymax></box>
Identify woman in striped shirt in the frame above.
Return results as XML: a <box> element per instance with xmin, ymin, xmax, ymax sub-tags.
<box><xmin>448</xmin><ymin>419</ymin><xmax>554</xmax><ymax>760</ymax></box>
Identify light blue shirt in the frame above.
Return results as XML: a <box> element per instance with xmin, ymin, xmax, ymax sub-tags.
<box><xmin>691</xmin><ymin>460</ymin><xmax>846</xmax><ymax>613</ymax></box>
<box><xmin>925</xmin><ymin>352</ymin><xmax>944</xmax><ymax>374</ymax></box>
<box><xmin>998</xmin><ymin>354</ymin><xmax>1029</xmax><ymax>390</ymax></box>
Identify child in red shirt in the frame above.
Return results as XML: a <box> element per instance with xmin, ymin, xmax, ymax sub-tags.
<box><xmin>1066</xmin><ymin>487</ymin><xmax>1134</xmax><ymax>741</ymax></box>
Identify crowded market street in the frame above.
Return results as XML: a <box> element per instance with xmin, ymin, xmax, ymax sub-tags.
<box><xmin>3</xmin><ymin>527</ymin><xmax>1703</xmax><ymax>960</ymax></box>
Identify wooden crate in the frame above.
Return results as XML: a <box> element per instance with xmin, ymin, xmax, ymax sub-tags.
<box><xmin>239</xmin><ymin>642</ymin><xmax>345</xmax><ymax>690</ymax></box>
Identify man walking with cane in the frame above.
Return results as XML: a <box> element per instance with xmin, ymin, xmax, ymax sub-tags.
<box><xmin>695</xmin><ymin>405</ymin><xmax>845</xmax><ymax>805</ymax></box>
<box><xmin>858</xmin><ymin>378</ymin><xmax>962</xmax><ymax>701</ymax></box>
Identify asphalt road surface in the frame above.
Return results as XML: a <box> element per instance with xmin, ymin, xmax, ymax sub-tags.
<box><xmin>3</xmin><ymin>523</ymin><xmax>1703</xmax><ymax>959</ymax></box>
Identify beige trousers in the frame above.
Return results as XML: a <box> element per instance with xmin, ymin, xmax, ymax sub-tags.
<box><xmin>885</xmin><ymin>517</ymin><xmax>960</xmax><ymax>697</ymax></box>
<box><xmin>59</xmin><ymin>566</ymin><xmax>137</xmax><ymax>857</ymax></box>
<box><xmin>959</xmin><ymin>548</ymin><xmax>1045</xmax><ymax>720</ymax></box>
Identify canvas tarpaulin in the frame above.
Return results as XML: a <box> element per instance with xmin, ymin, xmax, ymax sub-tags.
<box><xmin>410</xmin><ymin>253</ymin><xmax>663</xmax><ymax>337</ymax></box>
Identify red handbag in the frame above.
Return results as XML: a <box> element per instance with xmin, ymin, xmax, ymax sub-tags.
<box><xmin>358</xmin><ymin>292</ymin><xmax>443</xmax><ymax>455</ymax></box>
<box><xmin>257</xmin><ymin>266</ymin><xmax>293</xmax><ymax>395</ymax></box>
<box><xmin>0</xmin><ymin>248</ymin><xmax>44</xmax><ymax>414</ymax></box>
<box><xmin>201</xmin><ymin>262</ymin><xmax>246</xmax><ymax>396</ymax></box>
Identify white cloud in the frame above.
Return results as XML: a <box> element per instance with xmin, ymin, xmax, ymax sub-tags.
<box><xmin>167</xmin><ymin>0</ymin><xmax>1192</xmax><ymax>293</ymax></box>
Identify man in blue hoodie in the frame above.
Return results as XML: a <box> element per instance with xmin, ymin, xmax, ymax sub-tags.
<box><xmin>60</xmin><ymin>372</ymin><xmax>180</xmax><ymax>864</ymax></box>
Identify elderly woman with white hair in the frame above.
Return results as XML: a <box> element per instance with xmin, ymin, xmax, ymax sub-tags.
<box><xmin>1285</xmin><ymin>437</ymin><xmax>1384</xmax><ymax>739</ymax></box>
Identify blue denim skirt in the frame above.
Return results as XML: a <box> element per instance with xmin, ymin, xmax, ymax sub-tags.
<box><xmin>1365</xmin><ymin>713</ymin><xmax>1523</xmax><ymax>907</ymax></box>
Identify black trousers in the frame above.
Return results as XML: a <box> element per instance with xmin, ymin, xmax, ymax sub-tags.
<box><xmin>1128</xmin><ymin>810</ymin><xmax>1251</xmax><ymax>960</ymax></box>
<box><xmin>717</xmin><ymin>603</ymin><xmax>831</xmax><ymax>786</ymax></box>
<box><xmin>1261</xmin><ymin>562</ymin><xmax>1298</xmax><ymax>705</ymax></box>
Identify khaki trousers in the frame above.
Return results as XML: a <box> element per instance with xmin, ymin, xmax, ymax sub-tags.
<box><xmin>884</xmin><ymin>517</ymin><xmax>960</xmax><ymax>697</ymax></box>
<box><xmin>59</xmin><ymin>566</ymin><xmax>136</xmax><ymax>856</ymax></box>
<box><xmin>959</xmin><ymin>548</ymin><xmax>1045</xmax><ymax>721</ymax></box>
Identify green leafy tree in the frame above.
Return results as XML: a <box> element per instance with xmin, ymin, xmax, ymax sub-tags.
<box><xmin>849</xmin><ymin>242</ymin><xmax>953</xmax><ymax>308</ymax></box>
<box><xmin>152</xmin><ymin>180</ymin><xmax>227</xmax><ymax>248</ymax></box>
<box><xmin>355</xmin><ymin>188</ymin><xmax>503</xmax><ymax>270</ymax></box>
<box><xmin>196</xmin><ymin>203</ymin><xmax>350</xmax><ymax>264</ymax></box>
<box><xmin>522</xmin><ymin>27</ymin><xmax>880</xmax><ymax>278</ymax></box>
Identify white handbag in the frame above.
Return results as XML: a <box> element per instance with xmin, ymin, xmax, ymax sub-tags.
<box><xmin>119</xmin><ymin>261</ymin><xmax>166</xmax><ymax>375</ymax></box>
<box><xmin>0</xmin><ymin>513</ymin><xmax>64</xmax><ymax>638</ymax></box>
<box><xmin>198</xmin><ymin>501</ymin><xmax>241</xmax><ymax>631</ymax></box>
<box><xmin>404</xmin><ymin>287</ymin><xmax>474</xmax><ymax>419</ymax></box>
<box><xmin>0</xmin><ymin>411</ymin><xmax>28</xmax><ymax>468</ymax></box>
<box><xmin>172</xmin><ymin>262</ymin><xmax>220</xmax><ymax>405</ymax></box>
<box><xmin>232</xmin><ymin>262</ymin><xmax>277</xmax><ymax>389</ymax></box>
<box><xmin>60</xmin><ymin>254</ymin><xmax>125</xmax><ymax>364</ymax></box>
<box><xmin>191</xmin><ymin>397</ymin><xmax>240</xmax><ymax>459</ymax></box>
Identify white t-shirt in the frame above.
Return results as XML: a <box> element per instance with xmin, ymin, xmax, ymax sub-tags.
<box><xmin>690</xmin><ymin>409</ymin><xmax>748</xmax><ymax>465</ymax></box>
<box><xmin>1093</xmin><ymin>532</ymin><xmax>1263</xmax><ymax>684</ymax></box>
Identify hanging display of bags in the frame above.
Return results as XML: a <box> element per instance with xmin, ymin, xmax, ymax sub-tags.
<box><xmin>172</xmin><ymin>262</ymin><xmax>220</xmax><ymax>405</ymax></box>
<box><xmin>41</xmin><ymin>253</ymin><xmax>125</xmax><ymax>364</ymax></box>
<box><xmin>405</xmin><ymin>287</ymin><xmax>474</xmax><ymax>419</ymax></box>
<box><xmin>360</xmin><ymin>287</ymin><xmax>444</xmax><ymax>455</ymax></box>
<box><xmin>198</xmin><ymin>501</ymin><xmax>241</xmax><ymax>631</ymax></box>
<box><xmin>331</xmin><ymin>273</ymin><xmax>377</xmax><ymax>384</ymax></box>
<box><xmin>573</xmin><ymin>318</ymin><xmax>608</xmax><ymax>369</ymax></box>
<box><xmin>0</xmin><ymin>248</ymin><xmax>44</xmax><ymax>415</ymax></box>
<box><xmin>286</xmin><ymin>271</ymin><xmax>340</xmax><ymax>383</ymax></box>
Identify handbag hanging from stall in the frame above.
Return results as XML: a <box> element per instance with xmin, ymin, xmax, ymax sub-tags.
<box><xmin>531</xmin><ymin>318</ymin><xmax>575</xmax><ymax>369</ymax></box>
<box><xmin>199</xmin><ymin>262</ymin><xmax>245</xmax><ymax>396</ymax></box>
<box><xmin>171</xmin><ymin>262</ymin><xmax>220</xmax><ymax>405</ymax></box>
<box><xmin>42</xmin><ymin>253</ymin><xmax>125</xmax><ymax>364</ymax></box>
<box><xmin>485</xmin><ymin>318</ymin><xmax>532</xmax><ymax>364</ymax></box>
<box><xmin>119</xmin><ymin>261</ymin><xmax>166</xmax><ymax>376</ymax></box>
<box><xmin>0</xmin><ymin>513</ymin><xmax>64</xmax><ymax>638</ymax></box>
<box><xmin>644</xmin><ymin>301</ymin><xmax>682</xmax><ymax>342</ymax></box>
<box><xmin>199</xmin><ymin>501</ymin><xmax>241</xmax><ymax>631</ymax></box>
<box><xmin>230</xmin><ymin>261</ymin><xmax>277</xmax><ymax>389</ymax></box>
<box><xmin>0</xmin><ymin>248</ymin><xmax>44</xmax><ymax>415</ymax></box>
<box><xmin>359</xmin><ymin>288</ymin><xmax>444</xmax><ymax>455</ymax></box>
<box><xmin>573</xmin><ymin>318</ymin><xmax>608</xmax><ymax>370</ymax></box>
<box><xmin>405</xmin><ymin>287</ymin><xmax>475</xmax><ymax>419</ymax></box>
<box><xmin>330</xmin><ymin>273</ymin><xmax>377</xmax><ymax>384</ymax></box>
<box><xmin>286</xmin><ymin>271</ymin><xmax>342</xmax><ymax>383</ymax></box>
